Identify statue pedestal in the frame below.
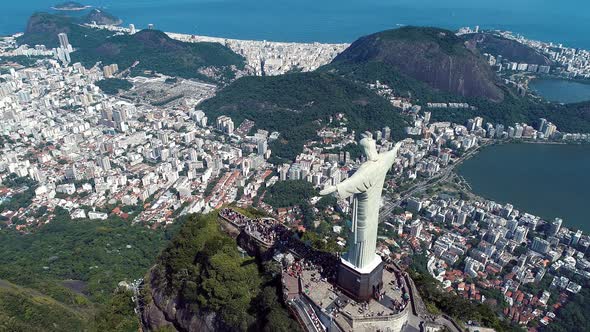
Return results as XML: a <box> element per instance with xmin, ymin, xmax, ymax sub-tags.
<box><xmin>337</xmin><ymin>256</ymin><xmax>384</xmax><ymax>302</ymax></box>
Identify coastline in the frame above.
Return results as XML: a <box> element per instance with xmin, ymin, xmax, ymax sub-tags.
<box><xmin>89</xmin><ymin>24</ymin><xmax>350</xmax><ymax>47</ymax></box>
<box><xmin>85</xmin><ymin>24</ymin><xmax>349</xmax><ymax>76</ymax></box>
<box><xmin>50</xmin><ymin>6</ymin><xmax>92</xmax><ymax>11</ymax></box>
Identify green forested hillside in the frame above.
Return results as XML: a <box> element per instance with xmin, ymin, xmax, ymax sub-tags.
<box><xmin>324</xmin><ymin>49</ymin><xmax>590</xmax><ymax>134</ymax></box>
<box><xmin>0</xmin><ymin>280</ymin><xmax>88</xmax><ymax>332</ymax></box>
<box><xmin>0</xmin><ymin>207</ymin><xmax>184</xmax><ymax>331</ymax></box>
<box><xmin>263</xmin><ymin>180</ymin><xmax>317</xmax><ymax>208</ymax></box>
<box><xmin>329</xmin><ymin>26</ymin><xmax>504</xmax><ymax>102</ymax></box>
<box><xmin>150</xmin><ymin>212</ymin><xmax>300</xmax><ymax>331</ymax></box>
<box><xmin>544</xmin><ymin>288</ymin><xmax>590</xmax><ymax>332</ymax></box>
<box><xmin>95</xmin><ymin>78</ymin><xmax>133</xmax><ymax>95</ymax></box>
<box><xmin>18</xmin><ymin>13</ymin><xmax>245</xmax><ymax>83</ymax></box>
<box><xmin>18</xmin><ymin>13</ymin><xmax>112</xmax><ymax>49</ymax></box>
<box><xmin>201</xmin><ymin>72</ymin><xmax>409</xmax><ymax>160</ymax></box>
<box><xmin>320</xmin><ymin>26</ymin><xmax>590</xmax><ymax>134</ymax></box>
<box><xmin>73</xmin><ymin>30</ymin><xmax>245</xmax><ymax>83</ymax></box>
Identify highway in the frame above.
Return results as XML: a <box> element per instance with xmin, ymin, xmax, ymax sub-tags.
<box><xmin>379</xmin><ymin>141</ymin><xmax>492</xmax><ymax>222</ymax></box>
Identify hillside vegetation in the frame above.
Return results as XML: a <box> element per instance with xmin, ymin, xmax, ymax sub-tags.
<box><xmin>462</xmin><ymin>33</ymin><xmax>553</xmax><ymax>66</ymax></box>
<box><xmin>201</xmin><ymin>72</ymin><xmax>409</xmax><ymax>160</ymax></box>
<box><xmin>320</xmin><ymin>26</ymin><xmax>590</xmax><ymax>135</ymax></box>
<box><xmin>81</xmin><ymin>9</ymin><xmax>123</xmax><ymax>26</ymax></box>
<box><xmin>18</xmin><ymin>13</ymin><xmax>245</xmax><ymax>83</ymax></box>
<box><xmin>145</xmin><ymin>212</ymin><xmax>300</xmax><ymax>331</ymax></box>
<box><xmin>0</xmin><ymin>206</ymin><xmax>184</xmax><ymax>331</ymax></box>
<box><xmin>545</xmin><ymin>287</ymin><xmax>590</xmax><ymax>332</ymax></box>
<box><xmin>329</xmin><ymin>26</ymin><xmax>504</xmax><ymax>102</ymax></box>
<box><xmin>18</xmin><ymin>13</ymin><xmax>111</xmax><ymax>49</ymax></box>
<box><xmin>95</xmin><ymin>78</ymin><xmax>133</xmax><ymax>95</ymax></box>
<box><xmin>263</xmin><ymin>180</ymin><xmax>317</xmax><ymax>208</ymax></box>
<box><xmin>0</xmin><ymin>280</ymin><xmax>88</xmax><ymax>332</ymax></box>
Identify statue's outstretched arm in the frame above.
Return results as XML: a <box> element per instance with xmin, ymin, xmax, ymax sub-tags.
<box><xmin>320</xmin><ymin>169</ymin><xmax>369</xmax><ymax>199</ymax></box>
<box><xmin>319</xmin><ymin>185</ymin><xmax>337</xmax><ymax>196</ymax></box>
<box><xmin>383</xmin><ymin>141</ymin><xmax>403</xmax><ymax>167</ymax></box>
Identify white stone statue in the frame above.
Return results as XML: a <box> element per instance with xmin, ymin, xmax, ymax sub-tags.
<box><xmin>320</xmin><ymin>137</ymin><xmax>402</xmax><ymax>271</ymax></box>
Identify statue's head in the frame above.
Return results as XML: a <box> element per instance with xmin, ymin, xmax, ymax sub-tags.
<box><xmin>360</xmin><ymin>136</ymin><xmax>379</xmax><ymax>161</ymax></box>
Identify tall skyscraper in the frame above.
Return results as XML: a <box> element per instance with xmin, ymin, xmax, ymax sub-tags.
<box><xmin>58</xmin><ymin>33</ymin><xmax>70</xmax><ymax>50</ymax></box>
<box><xmin>538</xmin><ymin>118</ymin><xmax>548</xmax><ymax>132</ymax></box>
<box><xmin>257</xmin><ymin>139</ymin><xmax>268</xmax><ymax>156</ymax></box>
<box><xmin>382</xmin><ymin>126</ymin><xmax>391</xmax><ymax>141</ymax></box>
<box><xmin>548</xmin><ymin>218</ymin><xmax>562</xmax><ymax>237</ymax></box>
<box><xmin>98</xmin><ymin>156</ymin><xmax>111</xmax><ymax>171</ymax></box>
<box><xmin>513</xmin><ymin>225</ymin><xmax>528</xmax><ymax>243</ymax></box>
<box><xmin>216</xmin><ymin>116</ymin><xmax>235</xmax><ymax>135</ymax></box>
<box><xmin>410</xmin><ymin>220</ymin><xmax>423</xmax><ymax>238</ymax></box>
<box><xmin>571</xmin><ymin>230</ymin><xmax>583</xmax><ymax>246</ymax></box>
<box><xmin>531</xmin><ymin>237</ymin><xmax>550</xmax><ymax>254</ymax></box>
<box><xmin>57</xmin><ymin>33</ymin><xmax>72</xmax><ymax>64</ymax></box>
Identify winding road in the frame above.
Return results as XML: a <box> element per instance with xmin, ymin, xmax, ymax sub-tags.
<box><xmin>379</xmin><ymin>141</ymin><xmax>492</xmax><ymax>222</ymax></box>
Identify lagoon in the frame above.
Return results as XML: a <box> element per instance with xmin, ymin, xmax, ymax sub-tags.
<box><xmin>530</xmin><ymin>79</ymin><xmax>590</xmax><ymax>104</ymax></box>
<box><xmin>457</xmin><ymin>143</ymin><xmax>590</xmax><ymax>232</ymax></box>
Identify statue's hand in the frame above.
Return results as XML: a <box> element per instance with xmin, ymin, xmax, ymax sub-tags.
<box><xmin>319</xmin><ymin>185</ymin><xmax>337</xmax><ymax>196</ymax></box>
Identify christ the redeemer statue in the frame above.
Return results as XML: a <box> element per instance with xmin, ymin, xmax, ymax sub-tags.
<box><xmin>320</xmin><ymin>136</ymin><xmax>402</xmax><ymax>271</ymax></box>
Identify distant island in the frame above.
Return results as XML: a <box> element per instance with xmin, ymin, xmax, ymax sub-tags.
<box><xmin>51</xmin><ymin>2</ymin><xmax>91</xmax><ymax>11</ymax></box>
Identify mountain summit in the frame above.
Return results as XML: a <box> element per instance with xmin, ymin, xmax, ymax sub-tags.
<box><xmin>330</xmin><ymin>26</ymin><xmax>505</xmax><ymax>102</ymax></box>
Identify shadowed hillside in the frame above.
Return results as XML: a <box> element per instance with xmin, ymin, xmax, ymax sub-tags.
<box><xmin>329</xmin><ymin>26</ymin><xmax>505</xmax><ymax>102</ymax></box>
<box><xmin>462</xmin><ymin>33</ymin><xmax>553</xmax><ymax>66</ymax></box>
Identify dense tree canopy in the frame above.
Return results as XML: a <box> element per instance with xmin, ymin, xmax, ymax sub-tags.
<box><xmin>95</xmin><ymin>78</ymin><xmax>133</xmax><ymax>95</ymax></box>
<box><xmin>263</xmin><ymin>180</ymin><xmax>317</xmax><ymax>208</ymax></box>
<box><xmin>545</xmin><ymin>288</ymin><xmax>590</xmax><ymax>332</ymax></box>
<box><xmin>18</xmin><ymin>13</ymin><xmax>245</xmax><ymax>83</ymax></box>
<box><xmin>201</xmin><ymin>72</ymin><xmax>409</xmax><ymax>160</ymax></box>
<box><xmin>152</xmin><ymin>212</ymin><xmax>300</xmax><ymax>331</ymax></box>
<box><xmin>410</xmin><ymin>254</ymin><xmax>523</xmax><ymax>332</ymax></box>
<box><xmin>0</xmin><ymin>206</ymin><xmax>184</xmax><ymax>331</ymax></box>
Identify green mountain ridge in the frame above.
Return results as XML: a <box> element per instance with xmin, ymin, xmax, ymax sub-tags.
<box><xmin>320</xmin><ymin>26</ymin><xmax>590</xmax><ymax>135</ymax></box>
<box><xmin>0</xmin><ymin>206</ymin><xmax>185</xmax><ymax>331</ymax></box>
<box><xmin>18</xmin><ymin>13</ymin><xmax>245</xmax><ymax>83</ymax></box>
<box><xmin>142</xmin><ymin>212</ymin><xmax>300</xmax><ymax>331</ymax></box>
<box><xmin>200</xmin><ymin>72</ymin><xmax>410</xmax><ymax>160</ymax></box>
<box><xmin>18</xmin><ymin>12</ymin><xmax>111</xmax><ymax>49</ymax></box>
<box><xmin>329</xmin><ymin>26</ymin><xmax>505</xmax><ymax>102</ymax></box>
<box><xmin>75</xmin><ymin>29</ymin><xmax>245</xmax><ymax>83</ymax></box>
<box><xmin>0</xmin><ymin>279</ymin><xmax>90</xmax><ymax>332</ymax></box>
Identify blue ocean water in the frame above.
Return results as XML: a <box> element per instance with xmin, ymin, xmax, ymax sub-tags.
<box><xmin>2</xmin><ymin>0</ymin><xmax>590</xmax><ymax>48</ymax></box>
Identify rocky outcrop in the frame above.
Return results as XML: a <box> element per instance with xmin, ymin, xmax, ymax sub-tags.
<box><xmin>81</xmin><ymin>9</ymin><xmax>123</xmax><ymax>26</ymax></box>
<box><xmin>462</xmin><ymin>32</ymin><xmax>553</xmax><ymax>66</ymax></box>
<box><xmin>331</xmin><ymin>26</ymin><xmax>505</xmax><ymax>102</ymax></box>
<box><xmin>140</xmin><ymin>270</ymin><xmax>219</xmax><ymax>332</ymax></box>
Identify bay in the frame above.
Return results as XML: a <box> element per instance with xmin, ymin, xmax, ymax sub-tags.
<box><xmin>457</xmin><ymin>143</ymin><xmax>590</xmax><ymax>232</ymax></box>
<box><xmin>530</xmin><ymin>78</ymin><xmax>590</xmax><ymax>104</ymax></box>
<box><xmin>2</xmin><ymin>0</ymin><xmax>590</xmax><ymax>49</ymax></box>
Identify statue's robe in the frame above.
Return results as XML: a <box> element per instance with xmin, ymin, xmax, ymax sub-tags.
<box><xmin>335</xmin><ymin>147</ymin><xmax>399</xmax><ymax>269</ymax></box>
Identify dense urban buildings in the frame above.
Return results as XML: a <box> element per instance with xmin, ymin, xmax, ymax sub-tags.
<box><xmin>2</xmin><ymin>17</ymin><xmax>590</xmax><ymax>332</ymax></box>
